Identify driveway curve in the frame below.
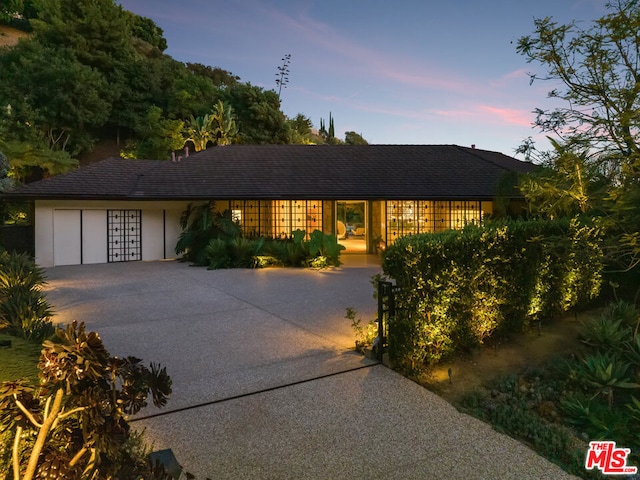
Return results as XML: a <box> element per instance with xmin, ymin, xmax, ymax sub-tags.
<box><xmin>43</xmin><ymin>258</ymin><xmax>578</xmax><ymax>479</ymax></box>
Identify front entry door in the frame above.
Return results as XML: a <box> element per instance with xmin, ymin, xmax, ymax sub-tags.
<box><xmin>336</xmin><ymin>201</ymin><xmax>366</xmax><ymax>253</ymax></box>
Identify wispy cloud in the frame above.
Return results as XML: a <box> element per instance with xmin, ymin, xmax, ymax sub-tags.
<box><xmin>260</xmin><ymin>3</ymin><xmax>479</xmax><ymax>95</ymax></box>
<box><xmin>477</xmin><ymin>105</ymin><xmax>534</xmax><ymax>127</ymax></box>
<box><xmin>489</xmin><ymin>68</ymin><xmax>529</xmax><ymax>88</ymax></box>
<box><xmin>295</xmin><ymin>85</ymin><xmax>534</xmax><ymax>128</ymax></box>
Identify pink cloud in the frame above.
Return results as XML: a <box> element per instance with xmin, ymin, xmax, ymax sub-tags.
<box><xmin>477</xmin><ymin>105</ymin><xmax>534</xmax><ymax>127</ymax></box>
<box><xmin>294</xmin><ymin>86</ymin><xmax>532</xmax><ymax>127</ymax></box>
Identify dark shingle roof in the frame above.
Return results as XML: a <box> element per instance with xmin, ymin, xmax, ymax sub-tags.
<box><xmin>3</xmin><ymin>145</ymin><xmax>535</xmax><ymax>201</ymax></box>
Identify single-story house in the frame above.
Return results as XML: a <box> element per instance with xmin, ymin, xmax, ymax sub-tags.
<box><xmin>3</xmin><ymin>144</ymin><xmax>535</xmax><ymax>267</ymax></box>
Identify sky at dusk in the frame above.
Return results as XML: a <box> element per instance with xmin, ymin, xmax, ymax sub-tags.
<box><xmin>117</xmin><ymin>0</ymin><xmax>608</xmax><ymax>157</ymax></box>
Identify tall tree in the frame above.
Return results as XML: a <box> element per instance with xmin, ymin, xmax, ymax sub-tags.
<box><xmin>185</xmin><ymin>63</ymin><xmax>240</xmax><ymax>87</ymax></box>
<box><xmin>125</xmin><ymin>11</ymin><xmax>168</xmax><ymax>51</ymax></box>
<box><xmin>0</xmin><ymin>137</ymin><xmax>77</xmax><ymax>183</ymax></box>
<box><xmin>31</xmin><ymin>0</ymin><xmax>136</xmax><ymax>144</ymax></box>
<box><xmin>517</xmin><ymin>0</ymin><xmax>640</xmax><ymax>275</ymax></box>
<box><xmin>517</xmin><ymin>0</ymin><xmax>640</xmax><ymax>174</ymax></box>
<box><xmin>319</xmin><ymin>113</ymin><xmax>340</xmax><ymax>144</ymax></box>
<box><xmin>31</xmin><ymin>0</ymin><xmax>134</xmax><ymax>73</ymax></box>
<box><xmin>121</xmin><ymin>106</ymin><xmax>184</xmax><ymax>160</ymax></box>
<box><xmin>0</xmin><ymin>41</ymin><xmax>111</xmax><ymax>155</ymax></box>
<box><xmin>223</xmin><ymin>83</ymin><xmax>288</xmax><ymax>144</ymax></box>
<box><xmin>345</xmin><ymin>131</ymin><xmax>368</xmax><ymax>145</ymax></box>
<box><xmin>286</xmin><ymin>114</ymin><xmax>315</xmax><ymax>144</ymax></box>
<box><xmin>519</xmin><ymin>138</ymin><xmax>607</xmax><ymax>218</ymax></box>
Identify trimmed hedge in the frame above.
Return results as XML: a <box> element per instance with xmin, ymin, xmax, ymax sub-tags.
<box><xmin>382</xmin><ymin>218</ymin><xmax>603</xmax><ymax>370</ymax></box>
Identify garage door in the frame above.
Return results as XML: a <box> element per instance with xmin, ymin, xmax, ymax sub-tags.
<box><xmin>53</xmin><ymin>210</ymin><xmax>81</xmax><ymax>266</ymax></box>
<box><xmin>107</xmin><ymin>210</ymin><xmax>142</xmax><ymax>262</ymax></box>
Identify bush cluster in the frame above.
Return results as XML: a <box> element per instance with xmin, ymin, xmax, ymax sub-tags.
<box><xmin>176</xmin><ymin>202</ymin><xmax>345</xmax><ymax>269</ymax></box>
<box><xmin>382</xmin><ymin>218</ymin><xmax>603</xmax><ymax>369</ymax></box>
<box><xmin>0</xmin><ymin>251</ymin><xmax>55</xmax><ymax>341</ymax></box>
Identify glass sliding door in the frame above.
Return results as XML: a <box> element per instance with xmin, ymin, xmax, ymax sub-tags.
<box><xmin>336</xmin><ymin>201</ymin><xmax>367</xmax><ymax>253</ymax></box>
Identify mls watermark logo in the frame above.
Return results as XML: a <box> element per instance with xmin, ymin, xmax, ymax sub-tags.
<box><xmin>585</xmin><ymin>441</ymin><xmax>638</xmax><ymax>475</ymax></box>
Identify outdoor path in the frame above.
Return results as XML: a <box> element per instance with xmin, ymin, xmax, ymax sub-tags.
<box><xmin>44</xmin><ymin>257</ymin><xmax>579</xmax><ymax>479</ymax></box>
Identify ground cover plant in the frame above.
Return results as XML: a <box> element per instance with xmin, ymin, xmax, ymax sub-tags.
<box><xmin>457</xmin><ymin>300</ymin><xmax>640</xmax><ymax>478</ymax></box>
<box><xmin>176</xmin><ymin>201</ymin><xmax>345</xmax><ymax>269</ymax></box>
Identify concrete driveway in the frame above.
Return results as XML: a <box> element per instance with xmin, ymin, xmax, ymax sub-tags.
<box><xmin>43</xmin><ymin>258</ymin><xmax>578</xmax><ymax>479</ymax></box>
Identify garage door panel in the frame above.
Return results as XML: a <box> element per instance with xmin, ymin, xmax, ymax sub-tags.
<box><xmin>53</xmin><ymin>210</ymin><xmax>81</xmax><ymax>266</ymax></box>
<box><xmin>82</xmin><ymin>210</ymin><xmax>107</xmax><ymax>264</ymax></box>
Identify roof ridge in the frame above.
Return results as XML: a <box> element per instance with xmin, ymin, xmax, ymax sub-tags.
<box><xmin>453</xmin><ymin>145</ymin><xmax>514</xmax><ymax>171</ymax></box>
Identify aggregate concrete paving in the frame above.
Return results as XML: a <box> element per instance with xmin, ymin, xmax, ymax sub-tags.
<box><xmin>43</xmin><ymin>257</ymin><xmax>579</xmax><ymax>479</ymax></box>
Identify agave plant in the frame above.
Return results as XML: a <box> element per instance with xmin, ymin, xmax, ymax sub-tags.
<box><xmin>625</xmin><ymin>334</ymin><xmax>640</xmax><ymax>371</ymax></box>
<box><xmin>574</xmin><ymin>352</ymin><xmax>640</xmax><ymax>408</ymax></box>
<box><xmin>579</xmin><ymin>315</ymin><xmax>631</xmax><ymax>353</ymax></box>
<box><xmin>602</xmin><ymin>299</ymin><xmax>639</xmax><ymax>328</ymax></box>
<box><xmin>562</xmin><ymin>394</ymin><xmax>631</xmax><ymax>442</ymax></box>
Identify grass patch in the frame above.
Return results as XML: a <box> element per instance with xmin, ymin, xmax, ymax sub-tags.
<box><xmin>0</xmin><ymin>332</ymin><xmax>40</xmax><ymax>383</ymax></box>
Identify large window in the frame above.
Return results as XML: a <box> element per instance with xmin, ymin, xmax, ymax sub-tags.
<box><xmin>227</xmin><ymin>200</ymin><xmax>322</xmax><ymax>238</ymax></box>
<box><xmin>385</xmin><ymin>200</ymin><xmax>491</xmax><ymax>245</ymax></box>
<box><xmin>228</xmin><ymin>200</ymin><xmax>270</xmax><ymax>237</ymax></box>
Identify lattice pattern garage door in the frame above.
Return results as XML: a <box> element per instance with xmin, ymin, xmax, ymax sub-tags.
<box><xmin>107</xmin><ymin>210</ymin><xmax>141</xmax><ymax>262</ymax></box>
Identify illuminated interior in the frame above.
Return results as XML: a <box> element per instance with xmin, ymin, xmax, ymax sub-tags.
<box><xmin>225</xmin><ymin>199</ymin><xmax>493</xmax><ymax>251</ymax></box>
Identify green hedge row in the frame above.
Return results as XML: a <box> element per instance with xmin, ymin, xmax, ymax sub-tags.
<box><xmin>382</xmin><ymin>218</ymin><xmax>603</xmax><ymax>369</ymax></box>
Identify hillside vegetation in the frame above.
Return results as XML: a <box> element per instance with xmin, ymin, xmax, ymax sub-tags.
<box><xmin>0</xmin><ymin>0</ymin><xmax>357</xmax><ymax>187</ymax></box>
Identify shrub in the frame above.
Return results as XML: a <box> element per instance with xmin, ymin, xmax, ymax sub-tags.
<box><xmin>194</xmin><ymin>225</ymin><xmax>344</xmax><ymax>270</ymax></box>
<box><xmin>0</xmin><ymin>251</ymin><xmax>55</xmax><ymax>341</ymax></box>
<box><xmin>176</xmin><ymin>202</ymin><xmax>345</xmax><ymax>269</ymax></box>
<box><xmin>205</xmin><ymin>238</ymin><xmax>231</xmax><ymax>269</ymax></box>
<box><xmin>346</xmin><ymin>307</ymin><xmax>377</xmax><ymax>351</ymax></box>
<box><xmin>0</xmin><ymin>321</ymin><xmax>172</xmax><ymax>480</ymax></box>
<box><xmin>175</xmin><ymin>202</ymin><xmax>241</xmax><ymax>265</ymax></box>
<box><xmin>383</xmin><ymin>218</ymin><xmax>603</xmax><ymax>369</ymax></box>
<box><xmin>309</xmin><ymin>230</ymin><xmax>345</xmax><ymax>267</ymax></box>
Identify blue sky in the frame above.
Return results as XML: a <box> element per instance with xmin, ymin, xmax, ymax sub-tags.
<box><xmin>117</xmin><ymin>0</ymin><xmax>607</xmax><ymax>157</ymax></box>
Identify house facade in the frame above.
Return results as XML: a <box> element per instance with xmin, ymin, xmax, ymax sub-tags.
<box><xmin>3</xmin><ymin>145</ymin><xmax>535</xmax><ymax>267</ymax></box>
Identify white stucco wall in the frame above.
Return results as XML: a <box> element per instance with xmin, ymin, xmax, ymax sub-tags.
<box><xmin>35</xmin><ymin>200</ymin><xmax>191</xmax><ymax>267</ymax></box>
